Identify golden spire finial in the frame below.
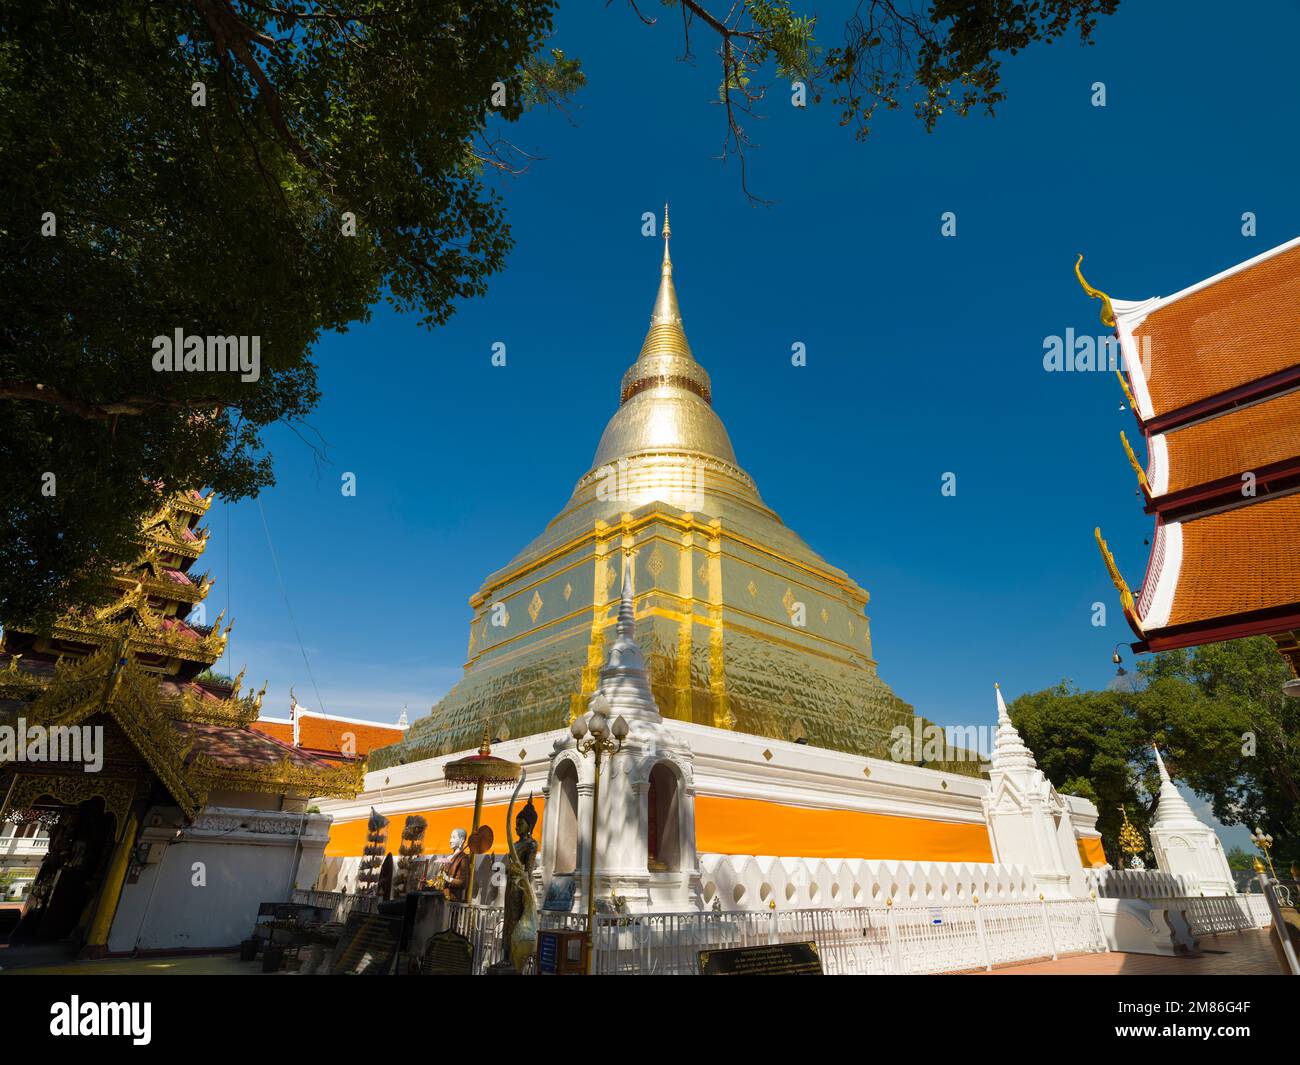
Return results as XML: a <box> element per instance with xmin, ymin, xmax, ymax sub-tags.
<box><xmin>646</xmin><ymin>202</ymin><xmax>684</xmax><ymax>332</ymax></box>
<box><xmin>661</xmin><ymin>202</ymin><xmax>672</xmax><ymax>274</ymax></box>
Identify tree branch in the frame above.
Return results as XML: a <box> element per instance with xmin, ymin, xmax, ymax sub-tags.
<box><xmin>0</xmin><ymin>380</ymin><xmax>227</xmax><ymax>421</ymax></box>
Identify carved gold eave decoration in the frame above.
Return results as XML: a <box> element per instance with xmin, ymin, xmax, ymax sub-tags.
<box><xmin>1094</xmin><ymin>527</ymin><xmax>1144</xmax><ymax>637</ymax></box>
<box><xmin>169</xmin><ymin>490</ymin><xmax>213</xmax><ymax>518</ymax></box>
<box><xmin>146</xmin><ymin>524</ymin><xmax>209</xmax><ymax>561</ymax></box>
<box><xmin>0</xmin><ymin>641</ymin><xmax>349</xmax><ymax>813</ymax></box>
<box><xmin>115</xmin><ymin>570</ymin><xmax>213</xmax><ymax>606</ymax></box>
<box><xmin>1075</xmin><ymin>254</ymin><xmax>1117</xmax><ymax>328</ymax></box>
<box><xmin>0</xmin><ymin>655</ymin><xmax>49</xmax><ymax>698</ymax></box>
<box><xmin>1114</xmin><ymin>369</ymin><xmax>1138</xmax><ymax>414</ymax></box>
<box><xmin>1119</xmin><ymin>431</ymin><xmax>1151</xmax><ymax>495</ymax></box>
<box><xmin>186</xmin><ymin>752</ymin><xmax>364</xmax><ymax>800</ymax></box>
<box><xmin>1268</xmin><ymin>630</ymin><xmax>1300</xmax><ymax>678</ymax></box>
<box><xmin>0</xmin><ymin>773</ymin><xmax>139</xmax><ymax>842</ymax></box>
<box><xmin>47</xmin><ymin>600</ymin><xmax>230</xmax><ymax>667</ymax></box>
<box><xmin>167</xmin><ymin>677</ymin><xmax>266</xmax><ymax>728</ymax></box>
<box><xmin>0</xmin><ymin>642</ymin><xmax>200</xmax><ymax>817</ymax></box>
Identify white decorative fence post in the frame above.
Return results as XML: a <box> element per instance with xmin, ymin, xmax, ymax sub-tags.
<box><xmin>1040</xmin><ymin>895</ymin><xmax>1058</xmax><ymax>960</ymax></box>
<box><xmin>973</xmin><ymin>897</ymin><xmax>992</xmax><ymax>972</ymax></box>
<box><xmin>886</xmin><ymin>899</ymin><xmax>904</xmax><ymax>973</ymax></box>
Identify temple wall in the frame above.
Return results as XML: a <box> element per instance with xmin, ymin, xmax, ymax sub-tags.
<box><xmin>107</xmin><ymin>805</ymin><xmax>329</xmax><ymax>954</ymax></box>
<box><xmin>321</xmin><ymin>722</ymin><xmax>999</xmax><ymax>870</ymax></box>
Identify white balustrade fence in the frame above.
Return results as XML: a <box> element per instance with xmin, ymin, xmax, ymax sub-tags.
<box><xmin>699</xmin><ymin>855</ymin><xmax>1038</xmax><ymax>912</ymax></box>
<box><xmin>1086</xmin><ymin>867</ymin><xmax>1203</xmax><ymax>899</ymax></box>
<box><xmin>580</xmin><ymin>897</ymin><xmax>1106</xmax><ymax>975</ymax></box>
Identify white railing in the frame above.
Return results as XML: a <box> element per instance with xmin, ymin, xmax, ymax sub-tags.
<box><xmin>581</xmin><ymin>898</ymin><xmax>1106</xmax><ymax>975</ymax></box>
<box><xmin>445</xmin><ymin>903</ymin><xmax>507</xmax><ymax>974</ymax></box>
<box><xmin>291</xmin><ymin>889</ymin><xmax>379</xmax><ymax>923</ymax></box>
<box><xmin>1145</xmin><ymin>894</ymin><xmax>1269</xmax><ymax>936</ymax></box>
<box><xmin>700</xmin><ymin>855</ymin><xmax>1038</xmax><ymax>912</ymax></box>
<box><xmin>1087</xmin><ymin>867</ymin><xmax>1202</xmax><ymax>899</ymax></box>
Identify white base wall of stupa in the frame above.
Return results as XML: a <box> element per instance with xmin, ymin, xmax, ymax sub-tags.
<box><xmin>314</xmin><ymin>719</ymin><xmax>1105</xmax><ymax>910</ymax></box>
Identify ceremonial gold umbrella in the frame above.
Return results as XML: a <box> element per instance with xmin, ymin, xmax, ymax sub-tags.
<box><xmin>443</xmin><ymin>728</ymin><xmax>521</xmax><ymax>903</ymax></box>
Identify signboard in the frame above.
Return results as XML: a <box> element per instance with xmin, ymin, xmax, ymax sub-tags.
<box><xmin>698</xmin><ymin>941</ymin><xmax>823</xmax><ymax>976</ymax></box>
<box><xmin>542</xmin><ymin>874</ymin><xmax>577</xmax><ymax>912</ymax></box>
<box><xmin>536</xmin><ymin>929</ymin><xmax>586</xmax><ymax>975</ymax></box>
<box><xmin>329</xmin><ymin>912</ymin><xmax>402</xmax><ymax>975</ymax></box>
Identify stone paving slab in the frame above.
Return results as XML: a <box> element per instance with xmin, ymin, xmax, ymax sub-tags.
<box><xmin>969</xmin><ymin>929</ymin><xmax>1284</xmax><ymax>976</ymax></box>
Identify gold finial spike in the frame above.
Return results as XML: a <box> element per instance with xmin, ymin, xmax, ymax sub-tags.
<box><xmin>1075</xmin><ymin>254</ymin><xmax>1117</xmax><ymax>328</ymax></box>
<box><xmin>647</xmin><ymin>203</ymin><xmax>684</xmax><ymax>330</ymax></box>
<box><xmin>661</xmin><ymin>202</ymin><xmax>672</xmax><ymax>274</ymax></box>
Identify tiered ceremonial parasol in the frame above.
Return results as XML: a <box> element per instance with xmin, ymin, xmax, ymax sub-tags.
<box><xmin>443</xmin><ymin>728</ymin><xmax>521</xmax><ymax>902</ymax></box>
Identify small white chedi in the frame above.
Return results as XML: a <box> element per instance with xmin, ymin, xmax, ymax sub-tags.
<box><xmin>542</xmin><ymin>560</ymin><xmax>702</xmax><ymax>913</ymax></box>
<box><xmin>1147</xmin><ymin>744</ymin><xmax>1236</xmax><ymax>896</ymax></box>
<box><xmin>980</xmin><ymin>684</ymin><xmax>1090</xmax><ymax>898</ymax></box>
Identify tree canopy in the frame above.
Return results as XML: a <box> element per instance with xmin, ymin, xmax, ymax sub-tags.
<box><xmin>1010</xmin><ymin>637</ymin><xmax>1298</xmax><ymax>867</ymax></box>
<box><xmin>0</xmin><ymin>0</ymin><xmax>579</xmax><ymax>625</ymax></box>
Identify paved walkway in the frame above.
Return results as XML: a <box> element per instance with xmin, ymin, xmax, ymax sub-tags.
<box><xmin>0</xmin><ymin>950</ymin><xmax>266</xmax><ymax>975</ymax></box>
<box><xmin>972</xmin><ymin>929</ymin><xmax>1283</xmax><ymax>976</ymax></box>
<box><xmin>1</xmin><ymin>930</ymin><xmax>1283</xmax><ymax>976</ymax></box>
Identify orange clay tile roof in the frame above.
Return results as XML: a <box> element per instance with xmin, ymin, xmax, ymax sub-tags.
<box><xmin>295</xmin><ymin>714</ymin><xmax>403</xmax><ymax>756</ymax></box>
<box><xmin>1160</xmin><ymin>388</ymin><xmax>1300</xmax><ymax>495</ymax></box>
<box><xmin>250</xmin><ymin>719</ymin><xmax>294</xmax><ymax>744</ymax></box>
<box><xmin>1165</xmin><ymin>492</ymin><xmax>1300</xmax><ymax>628</ymax></box>
<box><xmin>1136</xmin><ymin>242</ymin><xmax>1300</xmax><ymax>418</ymax></box>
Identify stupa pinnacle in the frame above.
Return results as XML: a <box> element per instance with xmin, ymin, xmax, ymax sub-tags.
<box><xmin>592</xmin><ymin>203</ymin><xmax>739</xmax><ymax>470</ymax></box>
<box><xmin>379</xmin><ymin>211</ymin><xmax>973</xmax><ymax>774</ymax></box>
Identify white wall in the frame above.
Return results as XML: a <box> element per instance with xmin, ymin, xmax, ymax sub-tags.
<box><xmin>107</xmin><ymin>806</ymin><xmax>331</xmax><ymax>954</ymax></box>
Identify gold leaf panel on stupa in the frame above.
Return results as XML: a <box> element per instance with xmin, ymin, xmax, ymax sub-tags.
<box><xmin>374</xmin><ymin>216</ymin><xmax>976</xmax><ymax>775</ymax></box>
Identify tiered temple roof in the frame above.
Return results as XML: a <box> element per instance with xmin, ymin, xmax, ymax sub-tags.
<box><xmin>1</xmin><ymin>490</ymin><xmax>360</xmax><ymax>829</ymax></box>
<box><xmin>1086</xmin><ymin>238</ymin><xmax>1300</xmax><ymax>674</ymax></box>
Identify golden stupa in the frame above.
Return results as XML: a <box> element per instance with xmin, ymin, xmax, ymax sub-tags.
<box><xmin>376</xmin><ymin>209</ymin><xmax>973</xmax><ymax>774</ymax></box>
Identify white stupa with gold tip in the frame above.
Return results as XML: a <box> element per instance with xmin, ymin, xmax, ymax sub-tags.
<box><xmin>543</xmin><ymin>555</ymin><xmax>702</xmax><ymax>913</ymax></box>
<box><xmin>1149</xmin><ymin>745</ymin><xmax>1235</xmax><ymax>895</ymax></box>
<box><xmin>982</xmin><ymin>684</ymin><xmax>1089</xmax><ymax>898</ymax></box>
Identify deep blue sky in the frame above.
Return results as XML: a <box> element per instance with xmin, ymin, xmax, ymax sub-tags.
<box><xmin>208</xmin><ymin>1</ymin><xmax>1295</xmax><ymax>844</ymax></box>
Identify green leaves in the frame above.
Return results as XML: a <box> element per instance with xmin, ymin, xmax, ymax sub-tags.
<box><xmin>0</xmin><ymin>1</ymin><xmax>579</xmax><ymax>625</ymax></box>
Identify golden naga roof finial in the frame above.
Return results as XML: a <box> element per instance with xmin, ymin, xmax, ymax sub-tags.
<box><xmin>1119</xmin><ymin>431</ymin><xmax>1150</xmax><ymax>494</ymax></box>
<box><xmin>1094</xmin><ymin>527</ymin><xmax>1142</xmax><ymax>634</ymax></box>
<box><xmin>1075</xmin><ymin>254</ymin><xmax>1117</xmax><ymax>328</ymax></box>
<box><xmin>1115</xmin><ymin>368</ymin><xmax>1137</xmax><ymax>412</ymax></box>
